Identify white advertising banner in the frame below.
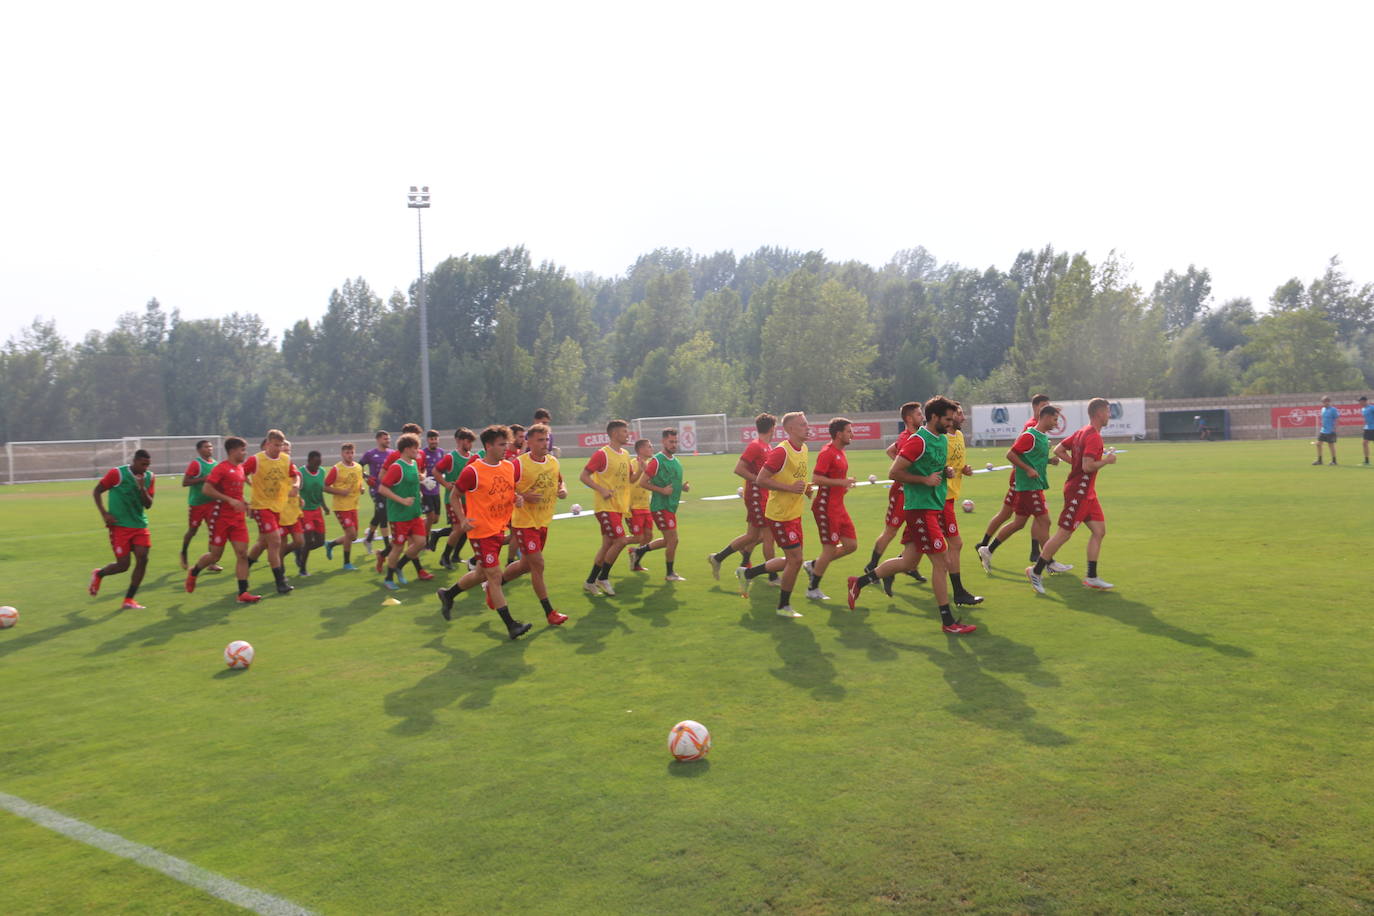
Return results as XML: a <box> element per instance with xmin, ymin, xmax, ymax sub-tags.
<box><xmin>971</xmin><ymin>398</ymin><xmax>1146</xmax><ymax>442</ymax></box>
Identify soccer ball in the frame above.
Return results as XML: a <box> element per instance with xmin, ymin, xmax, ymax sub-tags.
<box><xmin>668</xmin><ymin>720</ymin><xmax>711</xmax><ymax>761</ymax></box>
<box><xmin>985</xmin><ymin>462</ymin><xmax>994</xmax><ymax>470</ymax></box>
<box><xmin>0</xmin><ymin>606</ymin><xmax>17</xmax><ymax>629</ymax></box>
<box><xmin>570</xmin><ymin>503</ymin><xmax>582</xmax><ymax>516</ymax></box>
<box><xmin>868</xmin><ymin>474</ymin><xmax>877</xmax><ymax>483</ymax></box>
<box><xmin>224</xmin><ymin>640</ymin><xmax>254</xmax><ymax>669</ymax></box>
<box><xmin>961</xmin><ymin>499</ymin><xmax>975</xmax><ymax>513</ymax></box>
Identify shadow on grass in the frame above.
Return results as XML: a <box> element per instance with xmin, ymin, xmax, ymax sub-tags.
<box><xmin>1049</xmin><ymin>578</ymin><xmax>1252</xmax><ymax>658</ymax></box>
<box><xmin>383</xmin><ymin>629</ymin><xmax>542</xmax><ymax>735</ymax></box>
<box><xmin>667</xmin><ymin>759</ymin><xmax>711</xmax><ymax>777</ymax></box>
<box><xmin>212</xmin><ymin>667</ymin><xmax>249</xmax><ymax>680</ymax></box>
<box><xmin>738</xmin><ymin>600</ymin><xmax>846</xmax><ymax>702</ymax></box>
<box><xmin>559</xmin><ymin>599</ymin><xmax>633</xmax><ymax>655</ymax></box>
<box><xmin>0</xmin><ymin>608</ymin><xmax>124</xmax><ymax>659</ymax></box>
<box><xmin>825</xmin><ymin>605</ymin><xmax>899</xmax><ymax>662</ymax></box>
<box><xmin>629</xmin><ymin>581</ymin><xmax>681</xmax><ymax>628</ymax></box>
<box><xmin>887</xmin><ymin>630</ymin><xmax>1073</xmax><ymax>747</ymax></box>
<box><xmin>317</xmin><ymin>591</ymin><xmax>392</xmax><ymax>640</ymax></box>
<box><xmin>86</xmin><ymin>595</ymin><xmax>250</xmax><ymax>656</ymax></box>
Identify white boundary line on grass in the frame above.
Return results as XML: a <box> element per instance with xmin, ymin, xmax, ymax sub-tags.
<box><xmin>0</xmin><ymin>791</ymin><xmax>313</xmax><ymax>916</ymax></box>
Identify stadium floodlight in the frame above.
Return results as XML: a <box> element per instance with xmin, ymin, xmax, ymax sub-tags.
<box><xmin>408</xmin><ymin>186</ymin><xmax>433</xmax><ymax>432</ymax></box>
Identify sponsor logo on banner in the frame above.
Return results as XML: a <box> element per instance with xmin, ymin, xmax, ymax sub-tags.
<box><xmin>578</xmin><ymin>432</ymin><xmax>611</xmax><ymax>447</ymax></box>
<box><xmin>973</xmin><ymin>398</ymin><xmax>1146</xmax><ymax>440</ymax></box>
<box><xmin>1269</xmin><ymin>404</ymin><xmax>1364</xmax><ymax>429</ymax></box>
<box><xmin>741</xmin><ymin>422</ymin><xmax>883</xmax><ymax>443</ymax></box>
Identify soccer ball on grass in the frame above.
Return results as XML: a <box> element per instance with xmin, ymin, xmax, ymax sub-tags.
<box><xmin>0</xmin><ymin>606</ymin><xmax>17</xmax><ymax>629</ymax></box>
<box><xmin>961</xmin><ymin>499</ymin><xmax>975</xmax><ymax>513</ymax></box>
<box><xmin>570</xmin><ymin>504</ymin><xmax>582</xmax><ymax>516</ymax></box>
<box><xmin>224</xmin><ymin>640</ymin><xmax>254</xmax><ymax>669</ymax></box>
<box><xmin>668</xmin><ymin>720</ymin><xmax>711</xmax><ymax>761</ymax></box>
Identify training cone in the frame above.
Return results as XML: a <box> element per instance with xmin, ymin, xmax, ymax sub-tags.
<box><xmin>382</xmin><ymin>597</ymin><xmax>402</xmax><ymax>606</ymax></box>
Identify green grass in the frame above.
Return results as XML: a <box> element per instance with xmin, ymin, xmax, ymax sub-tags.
<box><xmin>2</xmin><ymin>442</ymin><xmax>1372</xmax><ymax>913</ymax></box>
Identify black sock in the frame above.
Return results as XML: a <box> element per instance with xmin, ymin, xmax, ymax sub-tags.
<box><xmin>496</xmin><ymin>605</ymin><xmax>516</xmax><ymax>627</ymax></box>
<box><xmin>869</xmin><ymin>549</ymin><xmax>882</xmax><ymax>568</ymax></box>
<box><xmin>1029</xmin><ymin>539</ymin><xmax>1040</xmax><ymax>563</ymax></box>
<box><xmin>272</xmin><ymin>566</ymin><xmax>286</xmax><ymax>585</ymax></box>
<box><xmin>745</xmin><ymin>564</ymin><xmax>770</xmax><ymax>580</ymax></box>
<box><xmin>1088</xmin><ymin>561</ymin><xmax>1098</xmax><ymax>578</ymax></box>
<box><xmin>412</xmin><ymin>557</ymin><xmax>425</xmax><ymax>574</ymax></box>
<box><xmin>237</xmin><ymin>578</ymin><xmax>249</xmax><ymax>594</ymax></box>
<box><xmin>587</xmin><ymin>564</ymin><xmax>601</xmax><ymax>584</ymax></box>
<box><xmin>987</xmin><ymin>537</ymin><xmax>1001</xmax><ymax>554</ymax></box>
<box><xmin>977</xmin><ymin>534</ymin><xmax>990</xmax><ymax>549</ymax></box>
<box><xmin>343</xmin><ymin>548</ymin><xmax>352</xmax><ymax>563</ymax></box>
<box><xmin>382</xmin><ymin>536</ymin><xmax>391</xmax><ymax>554</ymax></box>
<box><xmin>1034</xmin><ymin>558</ymin><xmax>1049</xmax><ymax>575</ymax></box>
<box><xmin>440</xmin><ymin>545</ymin><xmax>452</xmax><ymax>564</ymax></box>
<box><xmin>809</xmin><ymin>573</ymin><xmax>821</xmax><ymax>590</ymax></box>
<box><xmin>713</xmin><ymin>546</ymin><xmax>736</xmax><ymax>562</ymax></box>
<box><xmin>856</xmin><ymin>571</ymin><xmax>878</xmax><ymax>588</ymax></box>
<box><xmin>598</xmin><ymin>561</ymin><xmax>614</xmax><ymax>581</ymax></box>
<box><xmin>779</xmin><ymin>589</ymin><xmax>791</xmax><ymax>608</ymax></box>
<box><xmin>540</xmin><ymin>597</ymin><xmax>554</xmax><ymax>614</ymax></box>
<box><xmin>442</xmin><ymin>582</ymin><xmax>463</xmax><ymax>599</ymax></box>
<box><xmin>768</xmin><ymin>570</ymin><xmax>779</xmax><ymax>581</ymax></box>
<box><xmin>456</xmin><ymin>533</ymin><xmax>468</xmax><ymax>554</ymax></box>
<box><xmin>939</xmin><ymin>603</ymin><xmax>955</xmax><ymax>626</ymax></box>
<box><xmin>740</xmin><ymin>550</ymin><xmax>752</xmax><ymax>566</ymax></box>
<box><xmin>125</xmin><ymin>585</ymin><xmax>138</xmax><ymax>600</ymax></box>
<box><xmin>385</xmin><ymin>566</ymin><xmax>395</xmax><ymax>581</ymax></box>
<box><xmin>434</xmin><ymin>526</ymin><xmax>452</xmax><ymax>540</ymax></box>
<box><xmin>950</xmin><ymin>573</ymin><xmax>964</xmax><ymax>593</ymax></box>
<box><xmin>666</xmin><ymin>560</ymin><xmax>675</xmax><ymax>575</ymax></box>
<box><xmin>189</xmin><ymin>566</ymin><xmax>202</xmax><ymax>578</ymax></box>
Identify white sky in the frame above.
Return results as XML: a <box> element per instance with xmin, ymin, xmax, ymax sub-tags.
<box><xmin>3</xmin><ymin>1</ymin><xmax>1371</xmax><ymax>344</ymax></box>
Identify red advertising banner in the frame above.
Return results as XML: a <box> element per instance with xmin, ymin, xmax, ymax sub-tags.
<box><xmin>740</xmin><ymin>422</ymin><xmax>886</xmax><ymax>443</ymax></box>
<box><xmin>578</xmin><ymin>431</ymin><xmax>612</xmax><ymax>448</ymax></box>
<box><xmin>1269</xmin><ymin>404</ymin><xmax>1365</xmax><ymax>429</ymax></box>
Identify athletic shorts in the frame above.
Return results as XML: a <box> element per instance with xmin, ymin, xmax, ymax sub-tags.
<box><xmin>1011</xmin><ymin>490</ymin><xmax>1048</xmax><ymax>518</ymax></box>
<box><xmin>514</xmin><ymin>526</ymin><xmax>548</xmax><ymax>555</ymax></box>
<box><xmin>421</xmin><ymin>491</ymin><xmax>441</xmax><ymax>514</ymax></box>
<box><xmin>941</xmin><ymin>499</ymin><xmax>960</xmax><ymax>539</ymax></box>
<box><xmin>744</xmin><ymin>484</ymin><xmax>768</xmax><ymax>528</ymax></box>
<box><xmin>188</xmin><ymin>502</ymin><xmax>216</xmax><ymax>529</ymax></box>
<box><xmin>629</xmin><ymin>509</ymin><xmax>653</xmax><ymax>538</ymax></box>
<box><xmin>281</xmin><ymin>520</ymin><xmax>304</xmax><ymax>538</ymax></box>
<box><xmin>651</xmin><ymin>509</ymin><xmax>677</xmax><ymax>532</ymax></box>
<box><xmin>1318</xmin><ymin>432</ymin><xmax>1337</xmax><ymax>444</ymax></box>
<box><xmin>334</xmin><ymin>509</ymin><xmax>358</xmax><ymax>532</ymax></box>
<box><xmin>900</xmin><ymin>509</ymin><xmax>949</xmax><ymax>554</ymax></box>
<box><xmin>769</xmin><ymin>517</ymin><xmax>804</xmax><ymax>550</ymax></box>
<box><xmin>251</xmin><ymin>508</ymin><xmax>280</xmax><ymax>535</ymax></box>
<box><xmin>301</xmin><ymin>509</ymin><xmax>325</xmax><ymax>534</ymax></box>
<box><xmin>1364</xmin><ymin>430</ymin><xmax>1374</xmax><ymax>442</ymax></box>
<box><xmin>470</xmin><ymin>535</ymin><xmax>505</xmax><ymax>569</ymax></box>
<box><xmin>108</xmin><ymin>525</ymin><xmax>150</xmax><ymax>557</ymax></box>
<box><xmin>814</xmin><ymin>509</ymin><xmax>856</xmax><ymax>545</ymax></box>
<box><xmin>1002</xmin><ymin>486</ymin><xmax>1018</xmax><ymax>508</ymax></box>
<box><xmin>885</xmin><ymin>482</ymin><xmax>906</xmax><ymax>529</ymax></box>
<box><xmin>210</xmin><ymin>510</ymin><xmax>250</xmax><ymax>546</ymax></box>
<box><xmin>1058</xmin><ymin>493</ymin><xmax>1106</xmax><ymax>531</ymax></box>
<box><xmin>595</xmin><ymin>511</ymin><xmax>626</xmax><ymax>538</ymax></box>
<box><xmin>370</xmin><ymin>493</ymin><xmax>389</xmax><ymax>526</ymax></box>
<box><xmin>391</xmin><ymin>518</ymin><xmax>427</xmax><ymax>541</ymax></box>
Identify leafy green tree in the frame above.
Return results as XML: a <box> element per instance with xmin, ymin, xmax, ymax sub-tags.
<box><xmin>756</xmin><ymin>272</ymin><xmax>876</xmax><ymax>413</ymax></box>
<box><xmin>1200</xmin><ymin>298</ymin><xmax>1256</xmax><ymax>353</ymax></box>
<box><xmin>1241</xmin><ymin>308</ymin><xmax>1363</xmax><ymax>394</ymax></box>
<box><xmin>1160</xmin><ymin>324</ymin><xmax>1236</xmax><ymax>397</ymax></box>
<box><xmin>0</xmin><ymin>319</ymin><xmax>74</xmax><ymax>441</ymax></box>
<box><xmin>1152</xmin><ymin>265</ymin><xmax>1212</xmax><ymax>337</ymax></box>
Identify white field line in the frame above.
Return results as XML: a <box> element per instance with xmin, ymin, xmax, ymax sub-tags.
<box><xmin>0</xmin><ymin>791</ymin><xmax>313</xmax><ymax>915</ymax></box>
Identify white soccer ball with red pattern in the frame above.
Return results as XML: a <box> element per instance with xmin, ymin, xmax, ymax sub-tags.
<box><xmin>736</xmin><ymin>486</ymin><xmax>744</xmax><ymax>497</ymax></box>
<box><xmin>868</xmin><ymin>474</ymin><xmax>877</xmax><ymax>483</ymax></box>
<box><xmin>570</xmin><ymin>503</ymin><xmax>582</xmax><ymax>516</ymax></box>
<box><xmin>224</xmin><ymin>640</ymin><xmax>254</xmax><ymax>669</ymax></box>
<box><xmin>985</xmin><ymin>462</ymin><xmax>995</xmax><ymax>470</ymax></box>
<box><xmin>668</xmin><ymin>720</ymin><xmax>711</xmax><ymax>760</ymax></box>
<box><xmin>0</xmin><ymin>606</ymin><xmax>17</xmax><ymax>629</ymax></box>
<box><xmin>961</xmin><ymin>499</ymin><xmax>975</xmax><ymax>513</ymax></box>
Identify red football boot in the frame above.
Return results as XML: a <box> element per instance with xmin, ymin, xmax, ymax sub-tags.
<box><xmin>237</xmin><ymin>592</ymin><xmax>263</xmax><ymax>604</ymax></box>
<box><xmin>185</xmin><ymin>573</ymin><xmax>197</xmax><ymax>594</ymax></box>
<box><xmin>89</xmin><ymin>568</ymin><xmax>102</xmax><ymax>596</ymax></box>
<box><xmin>546</xmin><ymin>610</ymin><xmax>569</xmax><ymax>626</ymax></box>
<box><xmin>416</xmin><ymin>569</ymin><xmax>434</xmax><ymax>581</ymax></box>
<box><xmin>941</xmin><ymin>621</ymin><xmax>977</xmax><ymax>635</ymax></box>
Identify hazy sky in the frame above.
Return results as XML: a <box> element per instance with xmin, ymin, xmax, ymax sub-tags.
<box><xmin>4</xmin><ymin>1</ymin><xmax>1371</xmax><ymax>344</ymax></box>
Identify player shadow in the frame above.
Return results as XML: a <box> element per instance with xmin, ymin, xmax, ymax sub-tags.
<box><xmin>0</xmin><ymin>608</ymin><xmax>124</xmax><ymax>659</ymax></box>
<box><xmin>211</xmin><ymin>667</ymin><xmax>249</xmax><ymax>680</ymax></box>
<box><xmin>1048</xmin><ymin>580</ymin><xmax>1252</xmax><ymax>658</ymax></box>
<box><xmin>628</xmin><ymin>583</ymin><xmax>681</xmax><ymax>628</ymax></box>
<box><xmin>383</xmin><ymin>631</ymin><xmax>540</xmax><ymax>735</ymax></box>
<box><xmin>559</xmin><ymin>599</ymin><xmax>633</xmax><ymax>654</ymax></box>
<box><xmin>86</xmin><ymin>597</ymin><xmax>245</xmax><ymax>657</ymax></box>
<box><xmin>316</xmin><ymin>592</ymin><xmax>392</xmax><ymax>640</ymax></box>
<box><xmin>886</xmin><ymin>631</ymin><xmax>1073</xmax><ymax>747</ymax></box>
<box><xmin>737</xmin><ymin>602</ymin><xmax>846</xmax><ymax>702</ymax></box>
<box><xmin>824</xmin><ymin>605</ymin><xmax>900</xmax><ymax>662</ymax></box>
<box><xmin>667</xmin><ymin>759</ymin><xmax>711</xmax><ymax>777</ymax></box>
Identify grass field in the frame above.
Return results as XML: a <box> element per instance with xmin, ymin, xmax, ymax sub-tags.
<box><xmin>2</xmin><ymin>440</ymin><xmax>1373</xmax><ymax>914</ymax></box>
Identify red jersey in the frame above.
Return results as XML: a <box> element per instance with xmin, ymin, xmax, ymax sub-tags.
<box><xmin>740</xmin><ymin>437</ymin><xmax>770</xmax><ymax>475</ymax></box>
<box><xmin>1060</xmin><ymin>424</ymin><xmax>1104</xmax><ymax>497</ymax></box>
<box><xmin>382</xmin><ymin>450</ymin><xmax>427</xmax><ymax>472</ymax></box>
<box><xmin>1007</xmin><ymin>417</ymin><xmax>1038</xmax><ymax>484</ymax></box>
<box><xmin>206</xmin><ymin>461</ymin><xmax>247</xmax><ymax>516</ymax></box>
<box><xmin>812</xmin><ymin>443</ymin><xmax>849</xmax><ymax>514</ymax></box>
<box><xmin>456</xmin><ymin>458</ymin><xmax>522</xmax><ymax>491</ymax></box>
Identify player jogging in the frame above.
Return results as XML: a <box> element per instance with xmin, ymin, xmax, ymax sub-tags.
<box><xmin>276</xmin><ymin>441</ymin><xmax>307</xmax><ymax>579</ymax></box>
<box><xmin>500</xmin><ymin>423</ymin><xmax>569</xmax><ymax>625</ymax></box>
<box><xmin>1313</xmin><ymin>396</ymin><xmax>1339</xmax><ymax>465</ymax></box>
<box><xmin>736</xmin><ymin>410</ymin><xmax>811</xmax><ymax>618</ymax></box>
<box><xmin>433</xmin><ymin>428</ymin><xmax>478</xmax><ymax>568</ymax></box>
<box><xmin>865</xmin><ymin>401</ymin><xmax>926</xmax><ymax>585</ymax></box>
<box><xmin>627</xmin><ymin>438</ymin><xmax>655</xmax><ymax>570</ymax></box>
<box><xmin>294</xmin><ymin>450</ymin><xmax>330</xmax><ymax>576</ymax></box>
<box><xmin>707</xmin><ymin>413</ymin><xmax>780</xmax><ymax>585</ymax></box>
<box><xmin>846</xmin><ymin>397</ymin><xmax>977</xmax><ymax>635</ymax></box>
<box><xmin>941</xmin><ymin>403</ymin><xmax>984</xmax><ymax>607</ymax></box>
<box><xmin>579</xmin><ymin>419</ymin><xmax>635</xmax><ymax>596</ymax></box>
<box><xmin>178</xmin><ymin>439</ymin><xmax>222</xmax><ymax>572</ymax></box>
<box><xmin>243</xmin><ymin>430</ymin><xmax>299</xmax><ymax>594</ymax></box>
<box><xmin>185</xmin><ymin>436</ymin><xmax>261</xmax><ymax>603</ymax></box>
<box><xmin>89</xmin><ymin>448</ymin><xmax>155</xmax><ymax>609</ymax></box>
<box><xmin>378</xmin><ymin>433</ymin><xmax>434</xmax><ymax>589</ymax></box>
<box><xmin>1360</xmin><ymin>395</ymin><xmax>1373</xmax><ymax>465</ymax></box>
<box><xmin>359</xmin><ymin>430</ymin><xmax>391</xmax><ymax>554</ymax></box>
<box><xmin>978</xmin><ymin>402</ymin><xmax>1069</xmax><ymax>574</ymax></box>
<box><xmin>629</xmin><ymin>427</ymin><xmax>690</xmax><ymax>581</ymax></box>
<box><xmin>323</xmin><ymin>442</ymin><xmax>366</xmax><ymax>570</ymax></box>
<box><xmin>1027</xmin><ymin>397</ymin><xmax>1118</xmax><ymax>592</ymax></box>
<box><xmin>976</xmin><ymin>394</ymin><xmax>1052</xmax><ymax>566</ymax></box>
<box><xmin>803</xmin><ymin>418</ymin><xmax>858</xmax><ymax>601</ymax></box>
<box><xmin>435</xmin><ymin>425</ymin><xmax>533</xmax><ymax>640</ymax></box>
<box><xmin>421</xmin><ymin>429</ymin><xmax>446</xmax><ymax>534</ymax></box>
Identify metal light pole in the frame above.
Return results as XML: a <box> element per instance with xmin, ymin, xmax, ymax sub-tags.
<box><xmin>407</xmin><ymin>185</ymin><xmax>432</xmax><ymax>432</ymax></box>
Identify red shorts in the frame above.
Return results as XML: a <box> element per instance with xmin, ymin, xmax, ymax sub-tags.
<box><xmin>188</xmin><ymin>502</ymin><xmax>216</xmax><ymax>528</ymax></box>
<box><xmin>470</xmin><ymin>535</ymin><xmax>506</xmax><ymax>568</ymax></box>
<box><xmin>885</xmin><ymin>483</ymin><xmax>906</xmax><ymax>529</ymax></box>
<box><xmin>514</xmin><ymin>526</ymin><xmax>548</xmax><ymax>555</ymax></box>
<box><xmin>744</xmin><ymin>485</ymin><xmax>768</xmax><ymax>528</ymax></box>
<box><xmin>630</xmin><ymin>509</ymin><xmax>653</xmax><ymax>537</ymax></box>
<box><xmin>334</xmin><ymin>509</ymin><xmax>358</xmax><ymax>532</ymax></box>
<box><xmin>1011</xmin><ymin>490</ymin><xmax>1048</xmax><ymax>518</ymax></box>
<box><xmin>769</xmin><ymin>517</ymin><xmax>804</xmax><ymax>550</ymax></box>
<box><xmin>301</xmin><ymin>509</ymin><xmax>325</xmax><ymax>534</ymax></box>
<box><xmin>941</xmin><ymin>499</ymin><xmax>960</xmax><ymax>539</ymax></box>
<box><xmin>211</xmin><ymin>510</ymin><xmax>250</xmax><ymax>546</ymax></box>
<box><xmin>652</xmin><ymin>510</ymin><xmax>677</xmax><ymax>532</ymax></box>
<box><xmin>1058</xmin><ymin>493</ymin><xmax>1106</xmax><ymax>531</ymax></box>
<box><xmin>108</xmin><ymin>525</ymin><xmax>150</xmax><ymax>558</ymax></box>
<box><xmin>251</xmin><ymin>508</ymin><xmax>280</xmax><ymax>535</ymax></box>
<box><xmin>1002</xmin><ymin>486</ymin><xmax>1017</xmax><ymax>508</ymax></box>
<box><xmin>815</xmin><ymin>509</ymin><xmax>856</xmax><ymax>545</ymax></box>
<box><xmin>595</xmin><ymin>511</ymin><xmax>626</xmax><ymax>538</ymax></box>
<box><xmin>281</xmin><ymin>519</ymin><xmax>304</xmax><ymax>538</ymax></box>
<box><xmin>391</xmin><ymin>518</ymin><xmax>427</xmax><ymax>541</ymax></box>
<box><xmin>900</xmin><ymin>509</ymin><xmax>949</xmax><ymax>554</ymax></box>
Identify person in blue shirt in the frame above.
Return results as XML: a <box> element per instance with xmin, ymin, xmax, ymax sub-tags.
<box><xmin>1360</xmin><ymin>395</ymin><xmax>1373</xmax><ymax>465</ymax></box>
<box><xmin>1313</xmin><ymin>396</ymin><xmax>1340</xmax><ymax>465</ymax></box>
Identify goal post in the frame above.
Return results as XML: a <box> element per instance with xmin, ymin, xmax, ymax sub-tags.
<box><xmin>2</xmin><ymin>435</ymin><xmax>223</xmax><ymax>485</ymax></box>
<box><xmin>630</xmin><ymin>414</ymin><xmax>729</xmax><ymax>455</ymax></box>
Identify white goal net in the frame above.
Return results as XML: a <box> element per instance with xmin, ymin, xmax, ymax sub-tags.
<box><xmin>4</xmin><ymin>435</ymin><xmax>224</xmax><ymax>485</ymax></box>
<box><xmin>630</xmin><ymin>414</ymin><xmax>729</xmax><ymax>455</ymax></box>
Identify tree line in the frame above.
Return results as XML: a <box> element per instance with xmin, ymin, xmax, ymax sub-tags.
<box><xmin>2</xmin><ymin>245</ymin><xmax>1370</xmax><ymax>442</ymax></box>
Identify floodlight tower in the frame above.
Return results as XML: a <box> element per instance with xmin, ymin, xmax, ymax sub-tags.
<box><xmin>407</xmin><ymin>185</ymin><xmax>433</xmax><ymax>432</ymax></box>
